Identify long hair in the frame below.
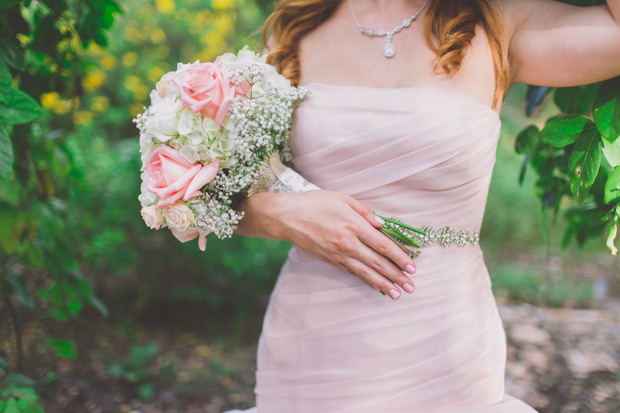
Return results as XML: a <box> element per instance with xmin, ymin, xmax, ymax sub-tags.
<box><xmin>262</xmin><ymin>0</ymin><xmax>509</xmax><ymax>107</ymax></box>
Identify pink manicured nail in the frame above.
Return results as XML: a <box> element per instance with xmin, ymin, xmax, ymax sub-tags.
<box><xmin>403</xmin><ymin>283</ymin><xmax>415</xmax><ymax>294</ymax></box>
<box><xmin>389</xmin><ymin>289</ymin><xmax>400</xmax><ymax>299</ymax></box>
<box><xmin>405</xmin><ymin>264</ymin><xmax>416</xmax><ymax>275</ymax></box>
<box><xmin>374</xmin><ymin>215</ymin><xmax>385</xmax><ymax>226</ymax></box>
<box><xmin>371</xmin><ymin>285</ymin><xmax>380</xmax><ymax>291</ymax></box>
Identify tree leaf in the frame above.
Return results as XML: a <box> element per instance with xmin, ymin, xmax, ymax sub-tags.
<box><xmin>0</xmin><ymin>0</ymin><xmax>21</xmax><ymax>10</ymax></box>
<box><xmin>45</xmin><ymin>338</ymin><xmax>77</xmax><ymax>360</ymax></box>
<box><xmin>3</xmin><ymin>398</ymin><xmax>20</xmax><ymax>413</ymax></box>
<box><xmin>0</xmin><ymin>39</ymin><xmax>25</xmax><ymax>71</ymax></box>
<box><xmin>0</xmin><ymin>124</ymin><xmax>13</xmax><ymax>180</ymax></box>
<box><xmin>605</xmin><ymin>167</ymin><xmax>620</xmax><ymax>204</ymax></box>
<box><xmin>0</xmin><ymin>59</ymin><xmax>13</xmax><ymax>102</ymax></box>
<box><xmin>541</xmin><ymin>114</ymin><xmax>593</xmax><ymax>147</ymax></box>
<box><xmin>515</xmin><ymin>125</ymin><xmax>539</xmax><ymax>154</ymax></box>
<box><xmin>554</xmin><ymin>84</ymin><xmax>598</xmax><ymax>115</ymax></box>
<box><xmin>603</xmin><ymin>139</ymin><xmax>620</xmax><ymax>167</ymax></box>
<box><xmin>593</xmin><ymin>77</ymin><xmax>620</xmax><ymax>143</ymax></box>
<box><xmin>0</xmin><ymin>89</ymin><xmax>42</xmax><ymax>125</ymax></box>
<box><xmin>568</xmin><ymin>126</ymin><xmax>602</xmax><ymax>204</ymax></box>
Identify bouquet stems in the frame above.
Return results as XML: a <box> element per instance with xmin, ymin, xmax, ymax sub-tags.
<box><xmin>375</xmin><ymin>213</ymin><xmax>426</xmax><ymax>259</ymax></box>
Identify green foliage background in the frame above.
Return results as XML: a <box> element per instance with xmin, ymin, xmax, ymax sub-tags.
<box><xmin>0</xmin><ymin>0</ymin><xmax>618</xmax><ymax>410</ymax></box>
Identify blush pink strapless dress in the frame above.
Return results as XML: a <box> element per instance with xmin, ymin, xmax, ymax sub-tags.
<box><xmin>226</xmin><ymin>83</ymin><xmax>537</xmax><ymax>412</ymax></box>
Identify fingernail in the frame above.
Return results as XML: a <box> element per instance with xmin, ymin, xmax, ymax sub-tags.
<box><xmin>405</xmin><ymin>264</ymin><xmax>416</xmax><ymax>275</ymax></box>
<box><xmin>388</xmin><ymin>289</ymin><xmax>400</xmax><ymax>299</ymax></box>
<box><xmin>403</xmin><ymin>283</ymin><xmax>415</xmax><ymax>294</ymax></box>
<box><xmin>371</xmin><ymin>285</ymin><xmax>380</xmax><ymax>291</ymax></box>
<box><xmin>374</xmin><ymin>215</ymin><xmax>385</xmax><ymax>226</ymax></box>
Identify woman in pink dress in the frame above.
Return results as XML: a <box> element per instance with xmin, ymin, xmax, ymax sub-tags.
<box><xmin>229</xmin><ymin>0</ymin><xmax>620</xmax><ymax>411</ymax></box>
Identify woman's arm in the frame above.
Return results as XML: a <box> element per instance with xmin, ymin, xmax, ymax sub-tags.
<box><xmin>502</xmin><ymin>0</ymin><xmax>620</xmax><ymax>86</ymax></box>
<box><xmin>235</xmin><ymin>191</ymin><xmax>418</xmax><ymax>299</ymax></box>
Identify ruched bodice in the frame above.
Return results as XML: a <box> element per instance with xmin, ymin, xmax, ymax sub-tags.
<box><xmin>233</xmin><ymin>83</ymin><xmax>536</xmax><ymax>413</ymax></box>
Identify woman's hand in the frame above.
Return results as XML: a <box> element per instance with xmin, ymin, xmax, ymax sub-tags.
<box><xmin>235</xmin><ymin>190</ymin><xmax>417</xmax><ymax>299</ymax></box>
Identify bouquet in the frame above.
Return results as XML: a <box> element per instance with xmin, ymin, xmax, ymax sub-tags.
<box><xmin>134</xmin><ymin>47</ymin><xmax>426</xmax><ymax>256</ymax></box>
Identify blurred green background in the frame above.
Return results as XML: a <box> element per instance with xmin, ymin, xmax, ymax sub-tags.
<box><xmin>0</xmin><ymin>0</ymin><xmax>618</xmax><ymax>412</ymax></box>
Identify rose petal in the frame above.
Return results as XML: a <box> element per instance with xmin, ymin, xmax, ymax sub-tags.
<box><xmin>153</xmin><ymin>164</ymin><xmax>201</xmax><ymax>200</ymax></box>
<box><xmin>183</xmin><ymin>158</ymin><xmax>219</xmax><ymax>201</ymax></box>
<box><xmin>170</xmin><ymin>228</ymin><xmax>199</xmax><ymax>243</ymax></box>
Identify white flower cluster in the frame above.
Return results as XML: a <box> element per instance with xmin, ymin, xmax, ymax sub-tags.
<box><xmin>134</xmin><ymin>47</ymin><xmax>309</xmax><ymax>244</ymax></box>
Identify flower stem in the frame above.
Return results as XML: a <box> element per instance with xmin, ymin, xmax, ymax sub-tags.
<box><xmin>376</xmin><ymin>214</ymin><xmax>426</xmax><ymax>235</ymax></box>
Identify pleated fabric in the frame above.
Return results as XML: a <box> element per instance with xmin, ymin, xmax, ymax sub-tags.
<box><xmin>225</xmin><ymin>83</ymin><xmax>536</xmax><ymax>412</ymax></box>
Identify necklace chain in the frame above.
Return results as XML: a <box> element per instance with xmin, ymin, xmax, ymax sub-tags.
<box><xmin>347</xmin><ymin>0</ymin><xmax>431</xmax><ymax>58</ymax></box>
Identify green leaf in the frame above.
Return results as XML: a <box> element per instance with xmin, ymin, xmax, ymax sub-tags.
<box><xmin>603</xmin><ymin>139</ymin><xmax>620</xmax><ymax>167</ymax></box>
<box><xmin>515</xmin><ymin>125</ymin><xmax>539</xmax><ymax>154</ymax></box>
<box><xmin>46</xmin><ymin>338</ymin><xmax>77</xmax><ymax>360</ymax></box>
<box><xmin>0</xmin><ymin>89</ymin><xmax>42</xmax><ymax>125</ymax></box>
<box><xmin>0</xmin><ymin>0</ymin><xmax>21</xmax><ymax>10</ymax></box>
<box><xmin>605</xmin><ymin>167</ymin><xmax>620</xmax><ymax>204</ymax></box>
<box><xmin>568</xmin><ymin>126</ymin><xmax>602</xmax><ymax>204</ymax></box>
<box><xmin>5</xmin><ymin>273</ymin><xmax>34</xmax><ymax>310</ymax></box>
<box><xmin>0</xmin><ymin>355</ymin><xmax>10</xmax><ymax>372</ymax></box>
<box><xmin>18</xmin><ymin>397</ymin><xmax>44</xmax><ymax>413</ymax></box>
<box><xmin>541</xmin><ymin>114</ymin><xmax>593</xmax><ymax>147</ymax></box>
<box><xmin>554</xmin><ymin>84</ymin><xmax>598</xmax><ymax>115</ymax></box>
<box><xmin>593</xmin><ymin>77</ymin><xmax>620</xmax><ymax>143</ymax></box>
<box><xmin>3</xmin><ymin>397</ymin><xmax>20</xmax><ymax>413</ymax></box>
<box><xmin>0</xmin><ymin>125</ymin><xmax>13</xmax><ymax>180</ymax></box>
<box><xmin>0</xmin><ymin>39</ymin><xmax>25</xmax><ymax>71</ymax></box>
<box><xmin>0</xmin><ymin>59</ymin><xmax>12</xmax><ymax>101</ymax></box>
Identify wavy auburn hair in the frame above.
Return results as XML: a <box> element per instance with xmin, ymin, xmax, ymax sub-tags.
<box><xmin>262</xmin><ymin>0</ymin><xmax>509</xmax><ymax>107</ymax></box>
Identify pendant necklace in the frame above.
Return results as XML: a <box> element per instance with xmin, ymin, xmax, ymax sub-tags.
<box><xmin>347</xmin><ymin>0</ymin><xmax>431</xmax><ymax>58</ymax></box>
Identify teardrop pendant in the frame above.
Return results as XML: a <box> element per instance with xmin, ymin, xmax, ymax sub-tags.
<box><xmin>383</xmin><ymin>41</ymin><xmax>395</xmax><ymax>58</ymax></box>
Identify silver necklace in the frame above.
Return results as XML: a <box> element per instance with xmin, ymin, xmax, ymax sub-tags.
<box><xmin>347</xmin><ymin>0</ymin><xmax>431</xmax><ymax>58</ymax></box>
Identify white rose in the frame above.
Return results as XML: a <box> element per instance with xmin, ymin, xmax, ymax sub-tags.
<box><xmin>155</xmin><ymin>71</ymin><xmax>176</xmax><ymax>98</ymax></box>
<box><xmin>141</xmin><ymin>205</ymin><xmax>164</xmax><ymax>229</ymax></box>
<box><xmin>144</xmin><ymin>95</ymin><xmax>183</xmax><ymax>142</ymax></box>
<box><xmin>163</xmin><ymin>202</ymin><xmax>194</xmax><ymax>231</ymax></box>
<box><xmin>139</xmin><ymin>178</ymin><xmax>158</xmax><ymax>207</ymax></box>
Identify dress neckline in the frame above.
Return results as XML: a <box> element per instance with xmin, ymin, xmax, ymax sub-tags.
<box><xmin>302</xmin><ymin>82</ymin><xmax>501</xmax><ymax>120</ymax></box>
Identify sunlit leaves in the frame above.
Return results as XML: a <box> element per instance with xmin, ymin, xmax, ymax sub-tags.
<box><xmin>541</xmin><ymin>115</ymin><xmax>593</xmax><ymax>147</ymax></box>
<box><xmin>603</xmin><ymin>139</ymin><xmax>620</xmax><ymax>167</ymax></box>
<box><xmin>568</xmin><ymin>126</ymin><xmax>602</xmax><ymax>204</ymax></box>
<box><xmin>605</xmin><ymin>167</ymin><xmax>620</xmax><ymax>204</ymax></box>
<box><xmin>593</xmin><ymin>77</ymin><xmax>620</xmax><ymax>143</ymax></box>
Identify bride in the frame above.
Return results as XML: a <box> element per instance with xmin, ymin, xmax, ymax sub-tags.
<box><xmin>228</xmin><ymin>0</ymin><xmax>620</xmax><ymax>411</ymax></box>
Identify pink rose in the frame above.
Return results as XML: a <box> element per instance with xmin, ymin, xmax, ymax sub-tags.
<box><xmin>170</xmin><ymin>228</ymin><xmax>209</xmax><ymax>251</ymax></box>
<box><xmin>146</xmin><ymin>145</ymin><xmax>219</xmax><ymax>207</ymax></box>
<box><xmin>172</xmin><ymin>60</ymin><xmax>249</xmax><ymax>126</ymax></box>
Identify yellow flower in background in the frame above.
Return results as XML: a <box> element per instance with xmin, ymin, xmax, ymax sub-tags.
<box><xmin>16</xmin><ymin>33</ymin><xmax>30</xmax><ymax>47</ymax></box>
<box><xmin>155</xmin><ymin>0</ymin><xmax>175</xmax><ymax>14</ymax></box>
<box><xmin>86</xmin><ymin>43</ymin><xmax>105</xmax><ymax>57</ymax></box>
<box><xmin>41</xmin><ymin>92</ymin><xmax>73</xmax><ymax>115</ymax></box>
<box><xmin>214</xmin><ymin>13</ymin><xmax>235</xmax><ymax>34</ymax></box>
<box><xmin>124</xmin><ymin>75</ymin><xmax>149</xmax><ymax>101</ymax></box>
<box><xmin>83</xmin><ymin>69</ymin><xmax>106</xmax><ymax>91</ymax></box>
<box><xmin>74</xmin><ymin>110</ymin><xmax>94</xmax><ymax>127</ymax></box>
<box><xmin>147</xmin><ymin>66</ymin><xmax>166</xmax><ymax>83</ymax></box>
<box><xmin>124</xmin><ymin>26</ymin><xmax>147</xmax><ymax>44</ymax></box>
<box><xmin>122</xmin><ymin>52</ymin><xmax>139</xmax><ymax>67</ymax></box>
<box><xmin>175</xmin><ymin>8</ymin><xmax>190</xmax><ymax>21</ymax></box>
<box><xmin>101</xmin><ymin>55</ymin><xmax>117</xmax><ymax>71</ymax></box>
<box><xmin>41</xmin><ymin>92</ymin><xmax>59</xmax><ymax>109</ymax></box>
<box><xmin>212</xmin><ymin>0</ymin><xmax>236</xmax><ymax>10</ymax></box>
<box><xmin>90</xmin><ymin>96</ymin><xmax>110</xmax><ymax>113</ymax></box>
<box><xmin>150</xmin><ymin>28</ymin><xmax>167</xmax><ymax>44</ymax></box>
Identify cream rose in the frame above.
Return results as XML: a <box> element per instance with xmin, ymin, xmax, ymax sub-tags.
<box><xmin>163</xmin><ymin>202</ymin><xmax>194</xmax><ymax>231</ymax></box>
<box><xmin>141</xmin><ymin>205</ymin><xmax>165</xmax><ymax>229</ymax></box>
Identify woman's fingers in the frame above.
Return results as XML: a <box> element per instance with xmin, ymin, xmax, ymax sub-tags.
<box><xmin>354</xmin><ymin>242</ymin><xmax>416</xmax><ymax>295</ymax></box>
<box><xmin>356</xmin><ymin>221</ymin><xmax>417</xmax><ymax>277</ymax></box>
